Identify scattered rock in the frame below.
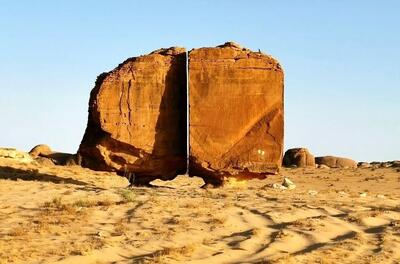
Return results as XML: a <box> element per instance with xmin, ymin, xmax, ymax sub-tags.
<box><xmin>367</xmin><ymin>161</ymin><xmax>400</xmax><ymax>168</ymax></box>
<box><xmin>358</xmin><ymin>162</ymin><xmax>371</xmax><ymax>168</ymax></box>
<box><xmin>315</xmin><ymin>156</ymin><xmax>357</xmax><ymax>169</ymax></box>
<box><xmin>189</xmin><ymin>42</ymin><xmax>284</xmax><ymax>185</ymax></box>
<box><xmin>282</xmin><ymin>177</ymin><xmax>296</xmax><ymax>190</ymax></box>
<box><xmin>283</xmin><ymin>148</ymin><xmax>315</xmax><ymax>168</ymax></box>
<box><xmin>78</xmin><ymin>47</ymin><xmax>187</xmax><ymax>185</ymax></box>
<box><xmin>29</xmin><ymin>144</ymin><xmax>74</xmax><ymax>166</ymax></box>
<box><xmin>0</xmin><ymin>148</ymin><xmax>33</xmax><ymax>163</ymax></box>
<box><xmin>381</xmin><ymin>162</ymin><xmax>392</xmax><ymax>168</ymax></box>
<box><xmin>308</xmin><ymin>190</ymin><xmax>318</xmax><ymax>196</ymax></box>
<box><xmin>317</xmin><ymin>164</ymin><xmax>330</xmax><ymax>169</ymax></box>
<box><xmin>271</xmin><ymin>183</ymin><xmax>287</xmax><ymax>190</ymax></box>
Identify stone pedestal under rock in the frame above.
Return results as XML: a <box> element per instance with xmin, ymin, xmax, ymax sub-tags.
<box><xmin>78</xmin><ymin>47</ymin><xmax>187</xmax><ymax>184</ymax></box>
<box><xmin>189</xmin><ymin>42</ymin><xmax>284</xmax><ymax>185</ymax></box>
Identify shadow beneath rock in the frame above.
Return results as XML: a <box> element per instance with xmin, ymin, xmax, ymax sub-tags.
<box><xmin>0</xmin><ymin>165</ymin><xmax>90</xmax><ymax>186</ymax></box>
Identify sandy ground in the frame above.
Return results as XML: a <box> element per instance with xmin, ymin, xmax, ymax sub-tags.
<box><xmin>0</xmin><ymin>158</ymin><xmax>400</xmax><ymax>264</ymax></box>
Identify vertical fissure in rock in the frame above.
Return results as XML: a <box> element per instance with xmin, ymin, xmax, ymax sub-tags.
<box><xmin>78</xmin><ymin>43</ymin><xmax>283</xmax><ymax>185</ymax></box>
<box><xmin>186</xmin><ymin>50</ymin><xmax>190</xmax><ymax>175</ymax></box>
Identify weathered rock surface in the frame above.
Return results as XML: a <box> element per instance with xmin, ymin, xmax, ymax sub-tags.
<box><xmin>367</xmin><ymin>161</ymin><xmax>400</xmax><ymax>168</ymax></box>
<box><xmin>0</xmin><ymin>148</ymin><xmax>33</xmax><ymax>163</ymax></box>
<box><xmin>283</xmin><ymin>148</ymin><xmax>315</xmax><ymax>168</ymax></box>
<box><xmin>78</xmin><ymin>47</ymin><xmax>187</xmax><ymax>184</ymax></box>
<box><xmin>189</xmin><ymin>42</ymin><xmax>284</xmax><ymax>185</ymax></box>
<box><xmin>315</xmin><ymin>156</ymin><xmax>357</xmax><ymax>169</ymax></box>
<box><xmin>29</xmin><ymin>144</ymin><xmax>53</xmax><ymax>158</ymax></box>
<box><xmin>35</xmin><ymin>156</ymin><xmax>55</xmax><ymax>166</ymax></box>
<box><xmin>358</xmin><ymin>162</ymin><xmax>371</xmax><ymax>168</ymax></box>
<box><xmin>29</xmin><ymin>144</ymin><xmax>74</xmax><ymax>166</ymax></box>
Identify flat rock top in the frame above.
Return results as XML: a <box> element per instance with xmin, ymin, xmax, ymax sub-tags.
<box><xmin>190</xmin><ymin>42</ymin><xmax>282</xmax><ymax>71</ymax></box>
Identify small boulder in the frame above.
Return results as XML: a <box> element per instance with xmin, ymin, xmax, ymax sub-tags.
<box><xmin>358</xmin><ymin>162</ymin><xmax>371</xmax><ymax>168</ymax></box>
<box><xmin>283</xmin><ymin>148</ymin><xmax>315</xmax><ymax>168</ymax></box>
<box><xmin>391</xmin><ymin>161</ymin><xmax>400</xmax><ymax>168</ymax></box>
<box><xmin>29</xmin><ymin>144</ymin><xmax>75</xmax><ymax>166</ymax></box>
<box><xmin>29</xmin><ymin>144</ymin><xmax>53</xmax><ymax>158</ymax></box>
<box><xmin>315</xmin><ymin>156</ymin><xmax>357</xmax><ymax>169</ymax></box>
<box><xmin>317</xmin><ymin>164</ymin><xmax>330</xmax><ymax>169</ymax></box>
<box><xmin>282</xmin><ymin>177</ymin><xmax>296</xmax><ymax>190</ymax></box>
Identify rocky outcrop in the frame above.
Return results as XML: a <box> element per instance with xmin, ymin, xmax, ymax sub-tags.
<box><xmin>364</xmin><ymin>161</ymin><xmax>400</xmax><ymax>168</ymax></box>
<box><xmin>283</xmin><ymin>148</ymin><xmax>315</xmax><ymax>168</ymax></box>
<box><xmin>315</xmin><ymin>156</ymin><xmax>357</xmax><ymax>169</ymax></box>
<box><xmin>189</xmin><ymin>42</ymin><xmax>284</xmax><ymax>185</ymax></box>
<box><xmin>29</xmin><ymin>144</ymin><xmax>74</xmax><ymax>166</ymax></box>
<box><xmin>29</xmin><ymin>144</ymin><xmax>53</xmax><ymax>158</ymax></box>
<box><xmin>78</xmin><ymin>47</ymin><xmax>187</xmax><ymax>184</ymax></box>
<box><xmin>0</xmin><ymin>148</ymin><xmax>33</xmax><ymax>163</ymax></box>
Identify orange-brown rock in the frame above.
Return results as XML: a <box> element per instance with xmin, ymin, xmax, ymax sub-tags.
<box><xmin>283</xmin><ymin>148</ymin><xmax>315</xmax><ymax>168</ymax></box>
<box><xmin>78</xmin><ymin>47</ymin><xmax>187</xmax><ymax>184</ymax></box>
<box><xmin>189</xmin><ymin>42</ymin><xmax>284</xmax><ymax>185</ymax></box>
<box><xmin>29</xmin><ymin>144</ymin><xmax>74</xmax><ymax>165</ymax></box>
<box><xmin>315</xmin><ymin>156</ymin><xmax>357</xmax><ymax>169</ymax></box>
<box><xmin>29</xmin><ymin>144</ymin><xmax>53</xmax><ymax>158</ymax></box>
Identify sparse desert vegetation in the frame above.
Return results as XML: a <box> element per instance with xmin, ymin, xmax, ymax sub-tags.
<box><xmin>1</xmin><ymin>158</ymin><xmax>400</xmax><ymax>263</ymax></box>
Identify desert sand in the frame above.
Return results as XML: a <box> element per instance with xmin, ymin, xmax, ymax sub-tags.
<box><xmin>1</xmin><ymin>157</ymin><xmax>400</xmax><ymax>264</ymax></box>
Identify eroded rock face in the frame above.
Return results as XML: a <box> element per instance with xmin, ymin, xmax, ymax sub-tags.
<box><xmin>78</xmin><ymin>47</ymin><xmax>187</xmax><ymax>184</ymax></box>
<box><xmin>283</xmin><ymin>148</ymin><xmax>315</xmax><ymax>168</ymax></box>
<box><xmin>189</xmin><ymin>42</ymin><xmax>284</xmax><ymax>185</ymax></box>
<box><xmin>315</xmin><ymin>156</ymin><xmax>357</xmax><ymax>169</ymax></box>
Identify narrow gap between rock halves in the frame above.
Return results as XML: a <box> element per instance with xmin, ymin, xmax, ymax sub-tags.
<box><xmin>185</xmin><ymin>50</ymin><xmax>190</xmax><ymax>175</ymax></box>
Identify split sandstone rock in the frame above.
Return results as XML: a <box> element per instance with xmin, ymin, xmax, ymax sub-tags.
<box><xmin>78</xmin><ymin>47</ymin><xmax>187</xmax><ymax>184</ymax></box>
<box><xmin>77</xmin><ymin>42</ymin><xmax>284</xmax><ymax>185</ymax></box>
<box><xmin>189</xmin><ymin>42</ymin><xmax>284</xmax><ymax>185</ymax></box>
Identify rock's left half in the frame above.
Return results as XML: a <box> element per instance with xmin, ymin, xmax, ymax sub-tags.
<box><xmin>78</xmin><ymin>47</ymin><xmax>187</xmax><ymax>184</ymax></box>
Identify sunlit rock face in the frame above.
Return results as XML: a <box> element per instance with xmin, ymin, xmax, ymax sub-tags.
<box><xmin>315</xmin><ymin>156</ymin><xmax>357</xmax><ymax>169</ymax></box>
<box><xmin>78</xmin><ymin>47</ymin><xmax>187</xmax><ymax>184</ymax></box>
<box><xmin>188</xmin><ymin>42</ymin><xmax>284</xmax><ymax>185</ymax></box>
<box><xmin>283</xmin><ymin>148</ymin><xmax>315</xmax><ymax>168</ymax></box>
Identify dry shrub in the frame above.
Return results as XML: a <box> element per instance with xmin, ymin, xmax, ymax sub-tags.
<box><xmin>113</xmin><ymin>220</ymin><xmax>128</xmax><ymax>236</ymax></box>
<box><xmin>8</xmin><ymin>226</ymin><xmax>25</xmax><ymax>236</ymax></box>
<box><xmin>71</xmin><ymin>236</ymin><xmax>105</xmax><ymax>255</ymax></box>
<box><xmin>73</xmin><ymin>197</ymin><xmax>114</xmax><ymax>208</ymax></box>
<box><xmin>120</xmin><ymin>189</ymin><xmax>135</xmax><ymax>203</ymax></box>
<box><xmin>145</xmin><ymin>244</ymin><xmax>196</xmax><ymax>263</ymax></box>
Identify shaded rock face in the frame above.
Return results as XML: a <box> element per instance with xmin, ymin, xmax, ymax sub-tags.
<box><xmin>78</xmin><ymin>47</ymin><xmax>187</xmax><ymax>184</ymax></box>
<box><xmin>283</xmin><ymin>148</ymin><xmax>315</xmax><ymax>168</ymax></box>
<box><xmin>189</xmin><ymin>42</ymin><xmax>284</xmax><ymax>184</ymax></box>
<box><xmin>315</xmin><ymin>156</ymin><xmax>357</xmax><ymax>169</ymax></box>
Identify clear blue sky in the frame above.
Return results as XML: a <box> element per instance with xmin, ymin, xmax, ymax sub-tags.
<box><xmin>0</xmin><ymin>0</ymin><xmax>399</xmax><ymax>162</ymax></box>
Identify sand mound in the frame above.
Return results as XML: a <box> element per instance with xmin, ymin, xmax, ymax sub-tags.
<box><xmin>0</xmin><ymin>158</ymin><xmax>399</xmax><ymax>263</ymax></box>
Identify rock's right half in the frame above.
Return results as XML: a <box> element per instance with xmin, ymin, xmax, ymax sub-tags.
<box><xmin>189</xmin><ymin>42</ymin><xmax>284</xmax><ymax>184</ymax></box>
